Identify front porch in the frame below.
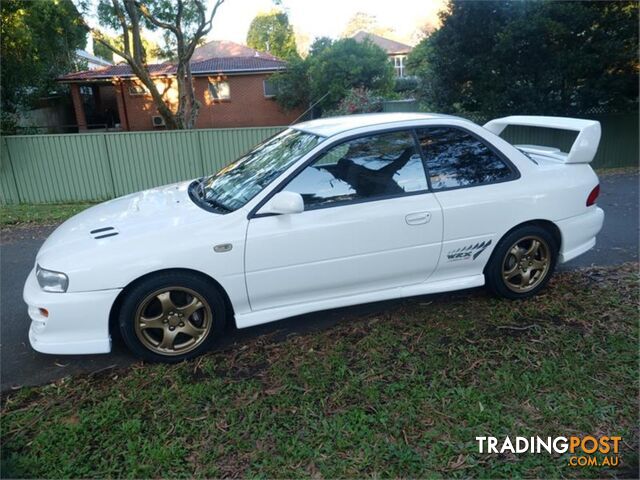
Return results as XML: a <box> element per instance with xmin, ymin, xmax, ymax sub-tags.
<box><xmin>69</xmin><ymin>81</ymin><xmax>128</xmax><ymax>132</ymax></box>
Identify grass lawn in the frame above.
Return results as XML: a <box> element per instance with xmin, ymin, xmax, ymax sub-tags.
<box><xmin>1</xmin><ymin>263</ymin><xmax>638</xmax><ymax>478</ymax></box>
<box><xmin>0</xmin><ymin>202</ymin><xmax>95</xmax><ymax>227</ymax></box>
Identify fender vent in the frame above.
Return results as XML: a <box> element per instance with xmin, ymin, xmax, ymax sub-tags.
<box><xmin>90</xmin><ymin>226</ymin><xmax>119</xmax><ymax>239</ymax></box>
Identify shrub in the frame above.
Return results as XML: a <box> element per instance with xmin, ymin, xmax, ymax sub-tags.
<box><xmin>323</xmin><ymin>88</ymin><xmax>383</xmax><ymax>116</ymax></box>
<box><xmin>393</xmin><ymin>77</ymin><xmax>419</xmax><ymax>95</ymax></box>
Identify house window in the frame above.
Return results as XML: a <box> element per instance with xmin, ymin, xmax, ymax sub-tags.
<box><xmin>128</xmin><ymin>84</ymin><xmax>149</xmax><ymax>95</ymax></box>
<box><xmin>263</xmin><ymin>78</ymin><xmax>277</xmax><ymax>97</ymax></box>
<box><xmin>208</xmin><ymin>79</ymin><xmax>230</xmax><ymax>100</ymax></box>
<box><xmin>393</xmin><ymin>55</ymin><xmax>406</xmax><ymax>78</ymax></box>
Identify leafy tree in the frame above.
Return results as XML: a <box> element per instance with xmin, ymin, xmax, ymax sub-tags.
<box><xmin>308</xmin><ymin>36</ymin><xmax>333</xmax><ymax>56</ymax></box>
<box><xmin>269</xmin><ymin>57</ymin><xmax>310</xmax><ymax>111</ymax></box>
<box><xmin>86</xmin><ymin>0</ymin><xmax>225</xmax><ymax>129</ymax></box>
<box><xmin>408</xmin><ymin>0</ymin><xmax>639</xmax><ymax>116</ymax></box>
<box><xmin>272</xmin><ymin>38</ymin><xmax>393</xmax><ymax>114</ymax></box>
<box><xmin>342</xmin><ymin>12</ymin><xmax>392</xmax><ymax>38</ymax></box>
<box><xmin>1</xmin><ymin>0</ymin><xmax>86</xmax><ymax>123</ymax></box>
<box><xmin>246</xmin><ymin>10</ymin><xmax>299</xmax><ymax>59</ymax></box>
<box><xmin>307</xmin><ymin>38</ymin><xmax>394</xmax><ymax>112</ymax></box>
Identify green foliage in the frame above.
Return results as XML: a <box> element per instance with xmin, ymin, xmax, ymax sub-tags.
<box><xmin>246</xmin><ymin>10</ymin><xmax>299</xmax><ymax>60</ymax></box>
<box><xmin>0</xmin><ymin>0</ymin><xmax>87</xmax><ymax>113</ymax></box>
<box><xmin>92</xmin><ymin>39</ymin><xmax>114</xmax><ymax>62</ymax></box>
<box><xmin>307</xmin><ymin>38</ymin><xmax>394</xmax><ymax>112</ymax></box>
<box><xmin>269</xmin><ymin>57</ymin><xmax>310</xmax><ymax>111</ymax></box>
<box><xmin>393</xmin><ymin>77</ymin><xmax>419</xmax><ymax>96</ymax></box>
<box><xmin>274</xmin><ymin>38</ymin><xmax>394</xmax><ymax>113</ymax></box>
<box><xmin>308</xmin><ymin>36</ymin><xmax>333</xmax><ymax>56</ymax></box>
<box><xmin>408</xmin><ymin>0</ymin><xmax>639</xmax><ymax>116</ymax></box>
<box><xmin>324</xmin><ymin>88</ymin><xmax>383</xmax><ymax>116</ymax></box>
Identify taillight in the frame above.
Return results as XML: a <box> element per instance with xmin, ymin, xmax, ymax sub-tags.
<box><xmin>586</xmin><ymin>184</ymin><xmax>600</xmax><ymax>206</ymax></box>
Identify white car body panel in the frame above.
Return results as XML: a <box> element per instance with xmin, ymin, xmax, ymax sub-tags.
<box><xmin>484</xmin><ymin>115</ymin><xmax>602</xmax><ymax>164</ymax></box>
<box><xmin>245</xmin><ymin>192</ymin><xmax>443</xmax><ymax>311</ymax></box>
<box><xmin>23</xmin><ymin>113</ymin><xmax>605</xmax><ymax>355</ymax></box>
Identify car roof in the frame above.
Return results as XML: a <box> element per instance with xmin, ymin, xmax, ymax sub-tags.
<box><xmin>292</xmin><ymin>112</ymin><xmax>468</xmax><ymax>137</ymax></box>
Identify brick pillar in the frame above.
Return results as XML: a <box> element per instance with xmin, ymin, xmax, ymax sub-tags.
<box><xmin>70</xmin><ymin>84</ymin><xmax>88</xmax><ymax>132</ymax></box>
<box><xmin>114</xmin><ymin>81</ymin><xmax>129</xmax><ymax>131</ymax></box>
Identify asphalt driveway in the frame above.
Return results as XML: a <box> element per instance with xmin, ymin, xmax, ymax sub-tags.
<box><xmin>1</xmin><ymin>171</ymin><xmax>637</xmax><ymax>391</ymax></box>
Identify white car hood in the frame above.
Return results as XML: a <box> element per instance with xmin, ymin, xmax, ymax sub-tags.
<box><xmin>36</xmin><ymin>181</ymin><xmax>213</xmax><ymax>266</ymax></box>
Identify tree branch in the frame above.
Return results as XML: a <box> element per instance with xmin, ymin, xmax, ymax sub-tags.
<box><xmin>200</xmin><ymin>0</ymin><xmax>225</xmax><ymax>37</ymax></box>
<box><xmin>134</xmin><ymin>0</ymin><xmax>179</xmax><ymax>33</ymax></box>
<box><xmin>91</xmin><ymin>29</ymin><xmax>134</xmax><ymax>63</ymax></box>
<box><xmin>111</xmin><ymin>0</ymin><xmax>131</xmax><ymax>57</ymax></box>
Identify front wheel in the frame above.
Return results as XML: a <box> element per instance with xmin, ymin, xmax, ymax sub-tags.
<box><xmin>118</xmin><ymin>272</ymin><xmax>226</xmax><ymax>362</ymax></box>
<box><xmin>485</xmin><ymin>226</ymin><xmax>558</xmax><ymax>299</ymax></box>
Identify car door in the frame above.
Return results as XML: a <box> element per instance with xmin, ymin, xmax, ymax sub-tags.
<box><xmin>414</xmin><ymin>126</ymin><xmax>521</xmax><ymax>281</ymax></box>
<box><xmin>244</xmin><ymin>129</ymin><xmax>444</xmax><ymax>311</ymax></box>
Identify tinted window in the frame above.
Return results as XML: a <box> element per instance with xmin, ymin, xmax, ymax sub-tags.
<box><xmin>416</xmin><ymin>127</ymin><xmax>514</xmax><ymax>190</ymax></box>
<box><xmin>284</xmin><ymin>131</ymin><xmax>428</xmax><ymax>209</ymax></box>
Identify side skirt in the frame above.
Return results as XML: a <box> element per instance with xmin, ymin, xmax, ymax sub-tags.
<box><xmin>235</xmin><ymin>274</ymin><xmax>485</xmax><ymax>329</ymax></box>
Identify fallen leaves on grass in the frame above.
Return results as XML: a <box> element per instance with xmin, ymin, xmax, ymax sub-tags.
<box><xmin>1</xmin><ymin>263</ymin><xmax>638</xmax><ymax>479</ymax></box>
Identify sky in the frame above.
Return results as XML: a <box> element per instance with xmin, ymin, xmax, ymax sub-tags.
<box><xmin>207</xmin><ymin>0</ymin><xmax>447</xmax><ymax>47</ymax></box>
<box><xmin>82</xmin><ymin>0</ymin><xmax>448</xmax><ymax>57</ymax></box>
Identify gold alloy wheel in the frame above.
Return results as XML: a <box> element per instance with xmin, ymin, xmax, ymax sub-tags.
<box><xmin>501</xmin><ymin>235</ymin><xmax>551</xmax><ymax>293</ymax></box>
<box><xmin>134</xmin><ymin>287</ymin><xmax>212</xmax><ymax>356</ymax></box>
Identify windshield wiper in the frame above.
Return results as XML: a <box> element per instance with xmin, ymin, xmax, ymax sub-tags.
<box><xmin>204</xmin><ymin>198</ymin><xmax>233</xmax><ymax>213</ymax></box>
<box><xmin>190</xmin><ymin>178</ymin><xmax>231</xmax><ymax>213</ymax></box>
<box><xmin>196</xmin><ymin>176</ymin><xmax>209</xmax><ymax>198</ymax></box>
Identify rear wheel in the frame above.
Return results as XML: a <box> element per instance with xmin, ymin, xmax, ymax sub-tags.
<box><xmin>485</xmin><ymin>225</ymin><xmax>558</xmax><ymax>299</ymax></box>
<box><xmin>118</xmin><ymin>272</ymin><xmax>225</xmax><ymax>362</ymax></box>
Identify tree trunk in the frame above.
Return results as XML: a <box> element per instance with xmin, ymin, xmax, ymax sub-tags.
<box><xmin>90</xmin><ymin>0</ymin><xmax>225</xmax><ymax>130</ymax></box>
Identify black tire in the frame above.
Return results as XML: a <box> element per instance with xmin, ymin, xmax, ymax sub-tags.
<box><xmin>118</xmin><ymin>271</ymin><xmax>226</xmax><ymax>363</ymax></box>
<box><xmin>485</xmin><ymin>225</ymin><xmax>558</xmax><ymax>300</ymax></box>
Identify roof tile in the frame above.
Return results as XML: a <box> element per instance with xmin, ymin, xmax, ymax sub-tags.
<box><xmin>58</xmin><ymin>56</ymin><xmax>286</xmax><ymax>82</ymax></box>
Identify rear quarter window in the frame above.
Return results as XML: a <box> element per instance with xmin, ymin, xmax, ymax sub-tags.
<box><xmin>416</xmin><ymin>127</ymin><xmax>515</xmax><ymax>190</ymax></box>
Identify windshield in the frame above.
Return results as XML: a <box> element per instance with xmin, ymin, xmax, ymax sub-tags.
<box><xmin>192</xmin><ymin>129</ymin><xmax>323</xmax><ymax>213</ymax></box>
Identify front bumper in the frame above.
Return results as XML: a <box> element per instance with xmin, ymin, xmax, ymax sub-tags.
<box><xmin>23</xmin><ymin>268</ymin><xmax>121</xmax><ymax>354</ymax></box>
<box><xmin>557</xmin><ymin>207</ymin><xmax>605</xmax><ymax>263</ymax></box>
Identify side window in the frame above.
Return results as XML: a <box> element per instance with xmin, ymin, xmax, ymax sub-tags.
<box><xmin>284</xmin><ymin>130</ymin><xmax>428</xmax><ymax>209</ymax></box>
<box><xmin>416</xmin><ymin>127</ymin><xmax>514</xmax><ymax>190</ymax></box>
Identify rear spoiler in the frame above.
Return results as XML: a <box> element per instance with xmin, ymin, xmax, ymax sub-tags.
<box><xmin>483</xmin><ymin>115</ymin><xmax>601</xmax><ymax>164</ymax></box>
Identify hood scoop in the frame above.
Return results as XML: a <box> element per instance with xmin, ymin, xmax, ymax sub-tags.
<box><xmin>90</xmin><ymin>226</ymin><xmax>119</xmax><ymax>239</ymax></box>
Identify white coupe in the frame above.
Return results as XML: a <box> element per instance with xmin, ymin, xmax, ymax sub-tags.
<box><xmin>24</xmin><ymin>113</ymin><xmax>604</xmax><ymax>362</ymax></box>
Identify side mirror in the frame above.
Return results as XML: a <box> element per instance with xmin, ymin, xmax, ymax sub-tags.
<box><xmin>259</xmin><ymin>191</ymin><xmax>304</xmax><ymax>215</ymax></box>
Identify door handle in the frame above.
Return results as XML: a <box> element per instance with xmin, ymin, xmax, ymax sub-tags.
<box><xmin>405</xmin><ymin>212</ymin><xmax>431</xmax><ymax>225</ymax></box>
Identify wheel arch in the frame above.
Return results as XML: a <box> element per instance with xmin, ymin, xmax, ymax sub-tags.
<box><xmin>484</xmin><ymin>219</ymin><xmax>562</xmax><ymax>274</ymax></box>
<box><xmin>108</xmin><ymin>268</ymin><xmax>236</xmax><ymax>342</ymax></box>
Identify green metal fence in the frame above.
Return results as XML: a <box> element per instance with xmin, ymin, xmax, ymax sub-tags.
<box><xmin>1</xmin><ymin>126</ymin><xmax>283</xmax><ymax>205</ymax></box>
<box><xmin>500</xmin><ymin>113</ymin><xmax>639</xmax><ymax>169</ymax></box>
<box><xmin>1</xmin><ymin>114</ymin><xmax>637</xmax><ymax>205</ymax></box>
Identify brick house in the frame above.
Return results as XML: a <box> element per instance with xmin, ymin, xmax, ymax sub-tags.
<box><xmin>57</xmin><ymin>41</ymin><xmax>302</xmax><ymax>132</ymax></box>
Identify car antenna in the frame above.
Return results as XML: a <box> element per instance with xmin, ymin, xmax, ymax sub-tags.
<box><xmin>289</xmin><ymin>92</ymin><xmax>330</xmax><ymax>125</ymax></box>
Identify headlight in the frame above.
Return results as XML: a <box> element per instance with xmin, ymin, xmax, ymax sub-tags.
<box><xmin>36</xmin><ymin>265</ymin><xmax>69</xmax><ymax>293</ymax></box>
